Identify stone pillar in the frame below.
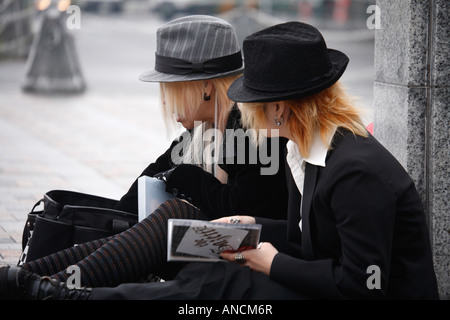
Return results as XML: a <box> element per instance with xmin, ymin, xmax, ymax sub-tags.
<box><xmin>373</xmin><ymin>0</ymin><xmax>449</xmax><ymax>299</ymax></box>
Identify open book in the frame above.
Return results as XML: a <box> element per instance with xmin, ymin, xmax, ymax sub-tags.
<box><xmin>138</xmin><ymin>176</ymin><xmax>175</xmax><ymax>221</ymax></box>
<box><xmin>167</xmin><ymin>219</ymin><xmax>262</xmax><ymax>262</ymax></box>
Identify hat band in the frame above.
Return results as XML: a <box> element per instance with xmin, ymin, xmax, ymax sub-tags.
<box><xmin>155</xmin><ymin>51</ymin><xmax>242</xmax><ymax>75</ymax></box>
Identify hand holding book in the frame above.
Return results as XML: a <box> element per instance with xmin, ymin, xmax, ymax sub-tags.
<box><xmin>167</xmin><ymin>219</ymin><xmax>261</xmax><ymax>262</ymax></box>
<box><xmin>220</xmin><ymin>241</ymin><xmax>278</xmax><ymax>276</ymax></box>
<box><xmin>212</xmin><ymin>216</ymin><xmax>277</xmax><ymax>276</ymax></box>
<box><xmin>167</xmin><ymin>217</ymin><xmax>277</xmax><ymax>276</ymax></box>
<box><xmin>211</xmin><ymin>215</ymin><xmax>256</xmax><ymax>225</ymax></box>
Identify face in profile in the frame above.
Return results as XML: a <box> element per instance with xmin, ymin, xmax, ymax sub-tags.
<box><xmin>176</xmin><ymin>99</ymin><xmax>215</xmax><ymax>129</ymax></box>
<box><xmin>162</xmin><ymin>80</ymin><xmax>215</xmax><ymax>130</ymax></box>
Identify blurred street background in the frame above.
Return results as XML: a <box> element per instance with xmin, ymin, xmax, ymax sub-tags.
<box><xmin>0</xmin><ymin>0</ymin><xmax>375</xmax><ymax>266</ymax></box>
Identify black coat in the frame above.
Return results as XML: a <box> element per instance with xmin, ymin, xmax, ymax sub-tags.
<box><xmin>92</xmin><ymin>129</ymin><xmax>439</xmax><ymax>300</ymax></box>
<box><xmin>115</xmin><ymin>107</ymin><xmax>289</xmax><ymax>220</ymax></box>
<box><xmin>257</xmin><ymin>129</ymin><xmax>439</xmax><ymax>299</ymax></box>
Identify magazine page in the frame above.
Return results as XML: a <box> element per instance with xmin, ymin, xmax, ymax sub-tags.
<box><xmin>167</xmin><ymin>219</ymin><xmax>262</xmax><ymax>262</ymax></box>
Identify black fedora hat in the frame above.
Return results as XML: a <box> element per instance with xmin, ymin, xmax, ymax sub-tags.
<box><xmin>227</xmin><ymin>22</ymin><xmax>349</xmax><ymax>103</ymax></box>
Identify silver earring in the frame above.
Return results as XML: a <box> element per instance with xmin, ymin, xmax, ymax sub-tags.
<box><xmin>274</xmin><ymin>115</ymin><xmax>284</xmax><ymax>126</ymax></box>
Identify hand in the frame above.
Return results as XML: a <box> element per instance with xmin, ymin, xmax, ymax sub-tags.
<box><xmin>211</xmin><ymin>215</ymin><xmax>256</xmax><ymax>225</ymax></box>
<box><xmin>153</xmin><ymin>166</ymin><xmax>178</xmax><ymax>183</ymax></box>
<box><xmin>220</xmin><ymin>242</ymin><xmax>278</xmax><ymax>276</ymax></box>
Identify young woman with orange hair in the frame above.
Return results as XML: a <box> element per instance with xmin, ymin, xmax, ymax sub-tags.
<box><xmin>219</xmin><ymin>22</ymin><xmax>438</xmax><ymax>299</ymax></box>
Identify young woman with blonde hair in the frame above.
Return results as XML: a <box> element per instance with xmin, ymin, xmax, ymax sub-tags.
<box><xmin>114</xmin><ymin>15</ymin><xmax>289</xmax><ymax>220</ymax></box>
<box><xmin>0</xmin><ymin>16</ymin><xmax>289</xmax><ymax>299</ymax></box>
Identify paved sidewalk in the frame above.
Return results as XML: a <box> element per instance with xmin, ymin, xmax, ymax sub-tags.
<box><xmin>0</xmin><ymin>14</ymin><xmax>174</xmax><ymax>266</ymax></box>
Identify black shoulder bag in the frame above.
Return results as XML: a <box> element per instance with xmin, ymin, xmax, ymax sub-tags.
<box><xmin>19</xmin><ymin>190</ymin><xmax>137</xmax><ymax>265</ymax></box>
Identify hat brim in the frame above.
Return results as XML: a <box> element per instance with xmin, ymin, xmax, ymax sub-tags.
<box><xmin>139</xmin><ymin>66</ymin><xmax>244</xmax><ymax>83</ymax></box>
<box><xmin>227</xmin><ymin>49</ymin><xmax>349</xmax><ymax>103</ymax></box>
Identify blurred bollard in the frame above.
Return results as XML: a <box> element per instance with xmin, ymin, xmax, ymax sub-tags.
<box><xmin>22</xmin><ymin>7</ymin><xmax>85</xmax><ymax>94</ymax></box>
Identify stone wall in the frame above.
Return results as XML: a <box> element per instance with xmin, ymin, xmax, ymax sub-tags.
<box><xmin>374</xmin><ymin>0</ymin><xmax>449</xmax><ymax>299</ymax></box>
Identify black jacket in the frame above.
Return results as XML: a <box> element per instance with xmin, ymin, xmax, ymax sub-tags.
<box><xmin>115</xmin><ymin>107</ymin><xmax>289</xmax><ymax>220</ymax></box>
<box><xmin>257</xmin><ymin>129</ymin><xmax>439</xmax><ymax>299</ymax></box>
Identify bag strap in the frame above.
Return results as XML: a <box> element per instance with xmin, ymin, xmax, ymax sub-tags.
<box><xmin>21</xmin><ymin>198</ymin><xmax>45</xmax><ymax>252</ymax></box>
<box><xmin>30</xmin><ymin>199</ymin><xmax>44</xmax><ymax>214</ymax></box>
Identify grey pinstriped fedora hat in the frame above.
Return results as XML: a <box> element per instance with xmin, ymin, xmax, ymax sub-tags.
<box><xmin>139</xmin><ymin>15</ymin><xmax>244</xmax><ymax>83</ymax></box>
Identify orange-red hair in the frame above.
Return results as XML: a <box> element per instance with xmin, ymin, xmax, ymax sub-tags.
<box><xmin>240</xmin><ymin>81</ymin><xmax>368</xmax><ymax>158</ymax></box>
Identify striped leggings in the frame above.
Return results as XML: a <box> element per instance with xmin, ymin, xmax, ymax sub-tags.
<box><xmin>21</xmin><ymin>199</ymin><xmax>204</xmax><ymax>288</ymax></box>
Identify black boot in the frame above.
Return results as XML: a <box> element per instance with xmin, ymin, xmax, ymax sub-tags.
<box><xmin>0</xmin><ymin>266</ymin><xmax>91</xmax><ymax>300</ymax></box>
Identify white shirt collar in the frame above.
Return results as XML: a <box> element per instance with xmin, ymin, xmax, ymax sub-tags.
<box><xmin>285</xmin><ymin>127</ymin><xmax>336</xmax><ymax>231</ymax></box>
<box><xmin>286</xmin><ymin>126</ymin><xmax>336</xmax><ymax>169</ymax></box>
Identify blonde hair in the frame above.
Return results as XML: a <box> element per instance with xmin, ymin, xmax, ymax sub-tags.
<box><xmin>160</xmin><ymin>75</ymin><xmax>240</xmax><ymax>132</ymax></box>
<box><xmin>159</xmin><ymin>75</ymin><xmax>241</xmax><ymax>182</ymax></box>
<box><xmin>240</xmin><ymin>81</ymin><xmax>368</xmax><ymax>158</ymax></box>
